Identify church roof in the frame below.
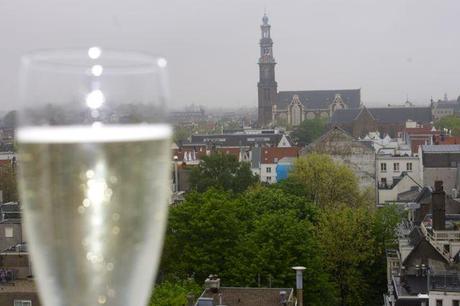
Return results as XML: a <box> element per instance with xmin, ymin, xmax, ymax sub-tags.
<box><xmin>330</xmin><ymin>107</ymin><xmax>433</xmax><ymax>125</ymax></box>
<box><xmin>277</xmin><ymin>89</ymin><xmax>361</xmax><ymax>110</ymax></box>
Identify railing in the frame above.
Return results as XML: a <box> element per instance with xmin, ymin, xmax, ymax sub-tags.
<box><xmin>420</xmin><ymin>223</ymin><xmax>452</xmax><ymax>262</ymax></box>
<box><xmin>432</xmin><ymin>230</ymin><xmax>460</xmax><ymax>241</ymax></box>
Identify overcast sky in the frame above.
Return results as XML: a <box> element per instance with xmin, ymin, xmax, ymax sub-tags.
<box><xmin>1</xmin><ymin>0</ymin><xmax>459</xmax><ymax>111</ymax></box>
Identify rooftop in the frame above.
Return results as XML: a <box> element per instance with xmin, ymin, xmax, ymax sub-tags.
<box><xmin>421</xmin><ymin>144</ymin><xmax>460</xmax><ymax>153</ymax></box>
<box><xmin>198</xmin><ymin>287</ymin><xmax>294</xmax><ymax>306</ymax></box>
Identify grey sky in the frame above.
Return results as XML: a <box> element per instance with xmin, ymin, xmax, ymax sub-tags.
<box><xmin>1</xmin><ymin>0</ymin><xmax>459</xmax><ymax>111</ymax></box>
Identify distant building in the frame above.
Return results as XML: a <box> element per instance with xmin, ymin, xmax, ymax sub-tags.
<box><xmin>302</xmin><ymin>127</ymin><xmax>376</xmax><ymax>190</ymax></box>
<box><xmin>190</xmin><ymin>132</ymin><xmax>292</xmax><ymax>148</ymax></box>
<box><xmin>431</xmin><ymin>96</ymin><xmax>460</xmax><ymax>120</ymax></box>
<box><xmin>256</xmin><ymin>14</ymin><xmax>361</xmax><ymax>127</ymax></box>
<box><xmin>330</xmin><ymin>106</ymin><xmax>433</xmax><ymax>138</ymax></box>
<box><xmin>376</xmin><ymin>147</ymin><xmax>422</xmax><ymax>205</ymax></box>
<box><xmin>420</xmin><ymin>145</ymin><xmax>460</xmax><ymax>197</ymax></box>
<box><xmin>384</xmin><ymin>181</ymin><xmax>460</xmax><ymax>306</ymax></box>
<box><xmin>400</xmin><ymin>124</ymin><xmax>438</xmax><ymax>154</ymax></box>
<box><xmin>257</xmin><ymin>147</ymin><xmax>299</xmax><ymax>184</ymax></box>
<box><xmin>276</xmin><ymin>157</ymin><xmax>296</xmax><ymax>182</ymax></box>
<box><xmin>0</xmin><ymin>202</ymin><xmax>23</xmax><ymax>252</ymax></box>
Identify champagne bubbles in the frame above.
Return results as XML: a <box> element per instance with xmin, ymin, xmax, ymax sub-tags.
<box><xmin>157</xmin><ymin>58</ymin><xmax>167</xmax><ymax>68</ymax></box>
<box><xmin>91</xmin><ymin>65</ymin><xmax>104</xmax><ymax>77</ymax></box>
<box><xmin>86</xmin><ymin>90</ymin><xmax>105</xmax><ymax>109</ymax></box>
<box><xmin>88</xmin><ymin>47</ymin><xmax>102</xmax><ymax>59</ymax></box>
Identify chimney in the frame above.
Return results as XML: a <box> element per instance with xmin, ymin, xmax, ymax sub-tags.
<box><xmin>432</xmin><ymin>181</ymin><xmax>446</xmax><ymax>231</ymax></box>
<box><xmin>204</xmin><ymin>274</ymin><xmax>220</xmax><ymax>294</ymax></box>
<box><xmin>292</xmin><ymin>266</ymin><xmax>306</xmax><ymax>306</ymax></box>
<box><xmin>279</xmin><ymin>291</ymin><xmax>287</xmax><ymax>306</ymax></box>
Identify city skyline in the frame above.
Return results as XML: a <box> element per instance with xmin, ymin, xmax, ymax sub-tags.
<box><xmin>1</xmin><ymin>0</ymin><xmax>460</xmax><ymax>111</ymax></box>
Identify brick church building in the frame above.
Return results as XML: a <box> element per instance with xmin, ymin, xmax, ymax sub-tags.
<box><xmin>257</xmin><ymin>14</ymin><xmax>361</xmax><ymax>127</ymax></box>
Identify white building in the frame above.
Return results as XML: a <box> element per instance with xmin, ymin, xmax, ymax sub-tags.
<box><xmin>376</xmin><ymin>146</ymin><xmax>422</xmax><ymax>205</ymax></box>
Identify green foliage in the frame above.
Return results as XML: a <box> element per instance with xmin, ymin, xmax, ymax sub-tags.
<box><xmin>161</xmin><ymin>154</ymin><xmax>402</xmax><ymax>306</ymax></box>
<box><xmin>0</xmin><ymin>164</ymin><xmax>17</xmax><ymax>202</ymax></box>
<box><xmin>150</xmin><ymin>279</ymin><xmax>202</xmax><ymax>306</ymax></box>
<box><xmin>189</xmin><ymin>153</ymin><xmax>258</xmax><ymax>193</ymax></box>
<box><xmin>161</xmin><ymin>190</ymin><xmax>243</xmax><ymax>282</ymax></box>
<box><xmin>435</xmin><ymin>115</ymin><xmax>460</xmax><ymax>136</ymax></box>
<box><xmin>290</xmin><ymin>153</ymin><xmax>360</xmax><ymax>208</ymax></box>
<box><xmin>290</xmin><ymin>118</ymin><xmax>327</xmax><ymax>145</ymax></box>
<box><xmin>173</xmin><ymin>126</ymin><xmax>192</xmax><ymax>143</ymax></box>
<box><xmin>316</xmin><ymin>206</ymin><xmax>377</xmax><ymax>306</ymax></box>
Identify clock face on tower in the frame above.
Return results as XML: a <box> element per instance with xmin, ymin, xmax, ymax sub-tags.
<box><xmin>264</xmin><ymin>47</ymin><xmax>271</xmax><ymax>55</ymax></box>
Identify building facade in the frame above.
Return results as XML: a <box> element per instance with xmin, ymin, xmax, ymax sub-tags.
<box><xmin>302</xmin><ymin>127</ymin><xmax>376</xmax><ymax>190</ymax></box>
<box><xmin>420</xmin><ymin>145</ymin><xmax>460</xmax><ymax>197</ymax></box>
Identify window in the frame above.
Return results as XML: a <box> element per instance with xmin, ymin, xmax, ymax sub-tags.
<box><xmin>4</xmin><ymin>227</ymin><xmax>13</xmax><ymax>238</ymax></box>
<box><xmin>453</xmin><ymin>300</ymin><xmax>459</xmax><ymax>306</ymax></box>
<box><xmin>436</xmin><ymin>300</ymin><xmax>442</xmax><ymax>306</ymax></box>
<box><xmin>266</xmin><ymin>176</ymin><xmax>272</xmax><ymax>182</ymax></box>
<box><xmin>266</xmin><ymin>167</ymin><xmax>271</xmax><ymax>173</ymax></box>
<box><xmin>380</xmin><ymin>178</ymin><xmax>387</xmax><ymax>188</ymax></box>
<box><xmin>274</xmin><ymin>157</ymin><xmax>278</xmax><ymax>163</ymax></box>
<box><xmin>14</xmin><ymin>301</ymin><xmax>32</xmax><ymax>306</ymax></box>
<box><xmin>406</xmin><ymin>162</ymin><xmax>412</xmax><ymax>171</ymax></box>
<box><xmin>394</xmin><ymin>163</ymin><xmax>400</xmax><ymax>172</ymax></box>
<box><xmin>380</xmin><ymin>163</ymin><xmax>387</xmax><ymax>172</ymax></box>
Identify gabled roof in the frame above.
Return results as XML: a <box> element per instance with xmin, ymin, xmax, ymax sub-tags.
<box><xmin>402</xmin><ymin>226</ymin><xmax>451</xmax><ymax>266</ymax></box>
<box><xmin>303</xmin><ymin>126</ymin><xmax>374</xmax><ymax>154</ymax></box>
<box><xmin>277</xmin><ymin>89</ymin><xmax>361</xmax><ymax>110</ymax></box>
<box><xmin>330</xmin><ymin>107</ymin><xmax>433</xmax><ymax>125</ymax></box>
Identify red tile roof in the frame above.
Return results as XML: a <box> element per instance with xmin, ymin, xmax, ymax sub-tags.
<box><xmin>261</xmin><ymin>147</ymin><xmax>300</xmax><ymax>164</ymax></box>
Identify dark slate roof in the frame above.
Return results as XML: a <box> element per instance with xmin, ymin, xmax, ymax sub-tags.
<box><xmin>190</xmin><ymin>134</ymin><xmax>291</xmax><ymax>147</ymax></box>
<box><xmin>408</xmin><ymin>227</ymin><xmax>424</xmax><ymax>247</ymax></box>
<box><xmin>277</xmin><ymin>89</ymin><xmax>361</xmax><ymax>110</ymax></box>
<box><xmin>199</xmin><ymin>287</ymin><xmax>294</xmax><ymax>306</ymax></box>
<box><xmin>415</xmin><ymin>187</ymin><xmax>432</xmax><ymax>204</ymax></box>
<box><xmin>330</xmin><ymin>107</ymin><xmax>433</xmax><ymax>125</ymax></box>
<box><xmin>398</xmin><ymin>187</ymin><xmax>421</xmax><ymax>202</ymax></box>
<box><xmin>330</xmin><ymin>109</ymin><xmax>361</xmax><ymax>124</ymax></box>
<box><xmin>421</xmin><ymin>144</ymin><xmax>460</xmax><ymax>153</ymax></box>
<box><xmin>436</xmin><ymin>100</ymin><xmax>460</xmax><ymax>110</ymax></box>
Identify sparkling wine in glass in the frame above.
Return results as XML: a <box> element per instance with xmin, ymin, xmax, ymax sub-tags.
<box><xmin>16</xmin><ymin>48</ymin><xmax>172</xmax><ymax>306</ymax></box>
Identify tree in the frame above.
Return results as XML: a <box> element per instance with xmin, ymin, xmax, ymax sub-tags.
<box><xmin>228</xmin><ymin>211</ymin><xmax>335</xmax><ymax>305</ymax></box>
<box><xmin>0</xmin><ymin>163</ymin><xmax>17</xmax><ymax>202</ymax></box>
<box><xmin>291</xmin><ymin>118</ymin><xmax>327</xmax><ymax>145</ymax></box>
<box><xmin>316</xmin><ymin>206</ymin><xmax>377</xmax><ymax>306</ymax></box>
<box><xmin>435</xmin><ymin>115</ymin><xmax>460</xmax><ymax>136</ymax></box>
<box><xmin>150</xmin><ymin>279</ymin><xmax>202</xmax><ymax>306</ymax></box>
<box><xmin>290</xmin><ymin>154</ymin><xmax>361</xmax><ymax>208</ymax></box>
<box><xmin>189</xmin><ymin>153</ymin><xmax>258</xmax><ymax>193</ymax></box>
<box><xmin>161</xmin><ymin>189</ymin><xmax>244</xmax><ymax>282</ymax></box>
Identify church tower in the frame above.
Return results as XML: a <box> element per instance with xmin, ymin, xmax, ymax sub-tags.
<box><xmin>257</xmin><ymin>14</ymin><xmax>277</xmax><ymax>127</ymax></box>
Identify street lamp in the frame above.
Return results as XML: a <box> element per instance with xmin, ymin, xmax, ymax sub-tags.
<box><xmin>173</xmin><ymin>155</ymin><xmax>179</xmax><ymax>192</ymax></box>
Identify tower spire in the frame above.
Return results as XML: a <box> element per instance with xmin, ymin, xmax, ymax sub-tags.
<box><xmin>257</xmin><ymin>13</ymin><xmax>277</xmax><ymax>127</ymax></box>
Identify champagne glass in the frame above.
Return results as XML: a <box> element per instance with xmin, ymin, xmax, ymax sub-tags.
<box><xmin>16</xmin><ymin>48</ymin><xmax>172</xmax><ymax>306</ymax></box>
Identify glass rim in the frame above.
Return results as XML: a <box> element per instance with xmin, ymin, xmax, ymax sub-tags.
<box><xmin>20</xmin><ymin>47</ymin><xmax>168</xmax><ymax>75</ymax></box>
